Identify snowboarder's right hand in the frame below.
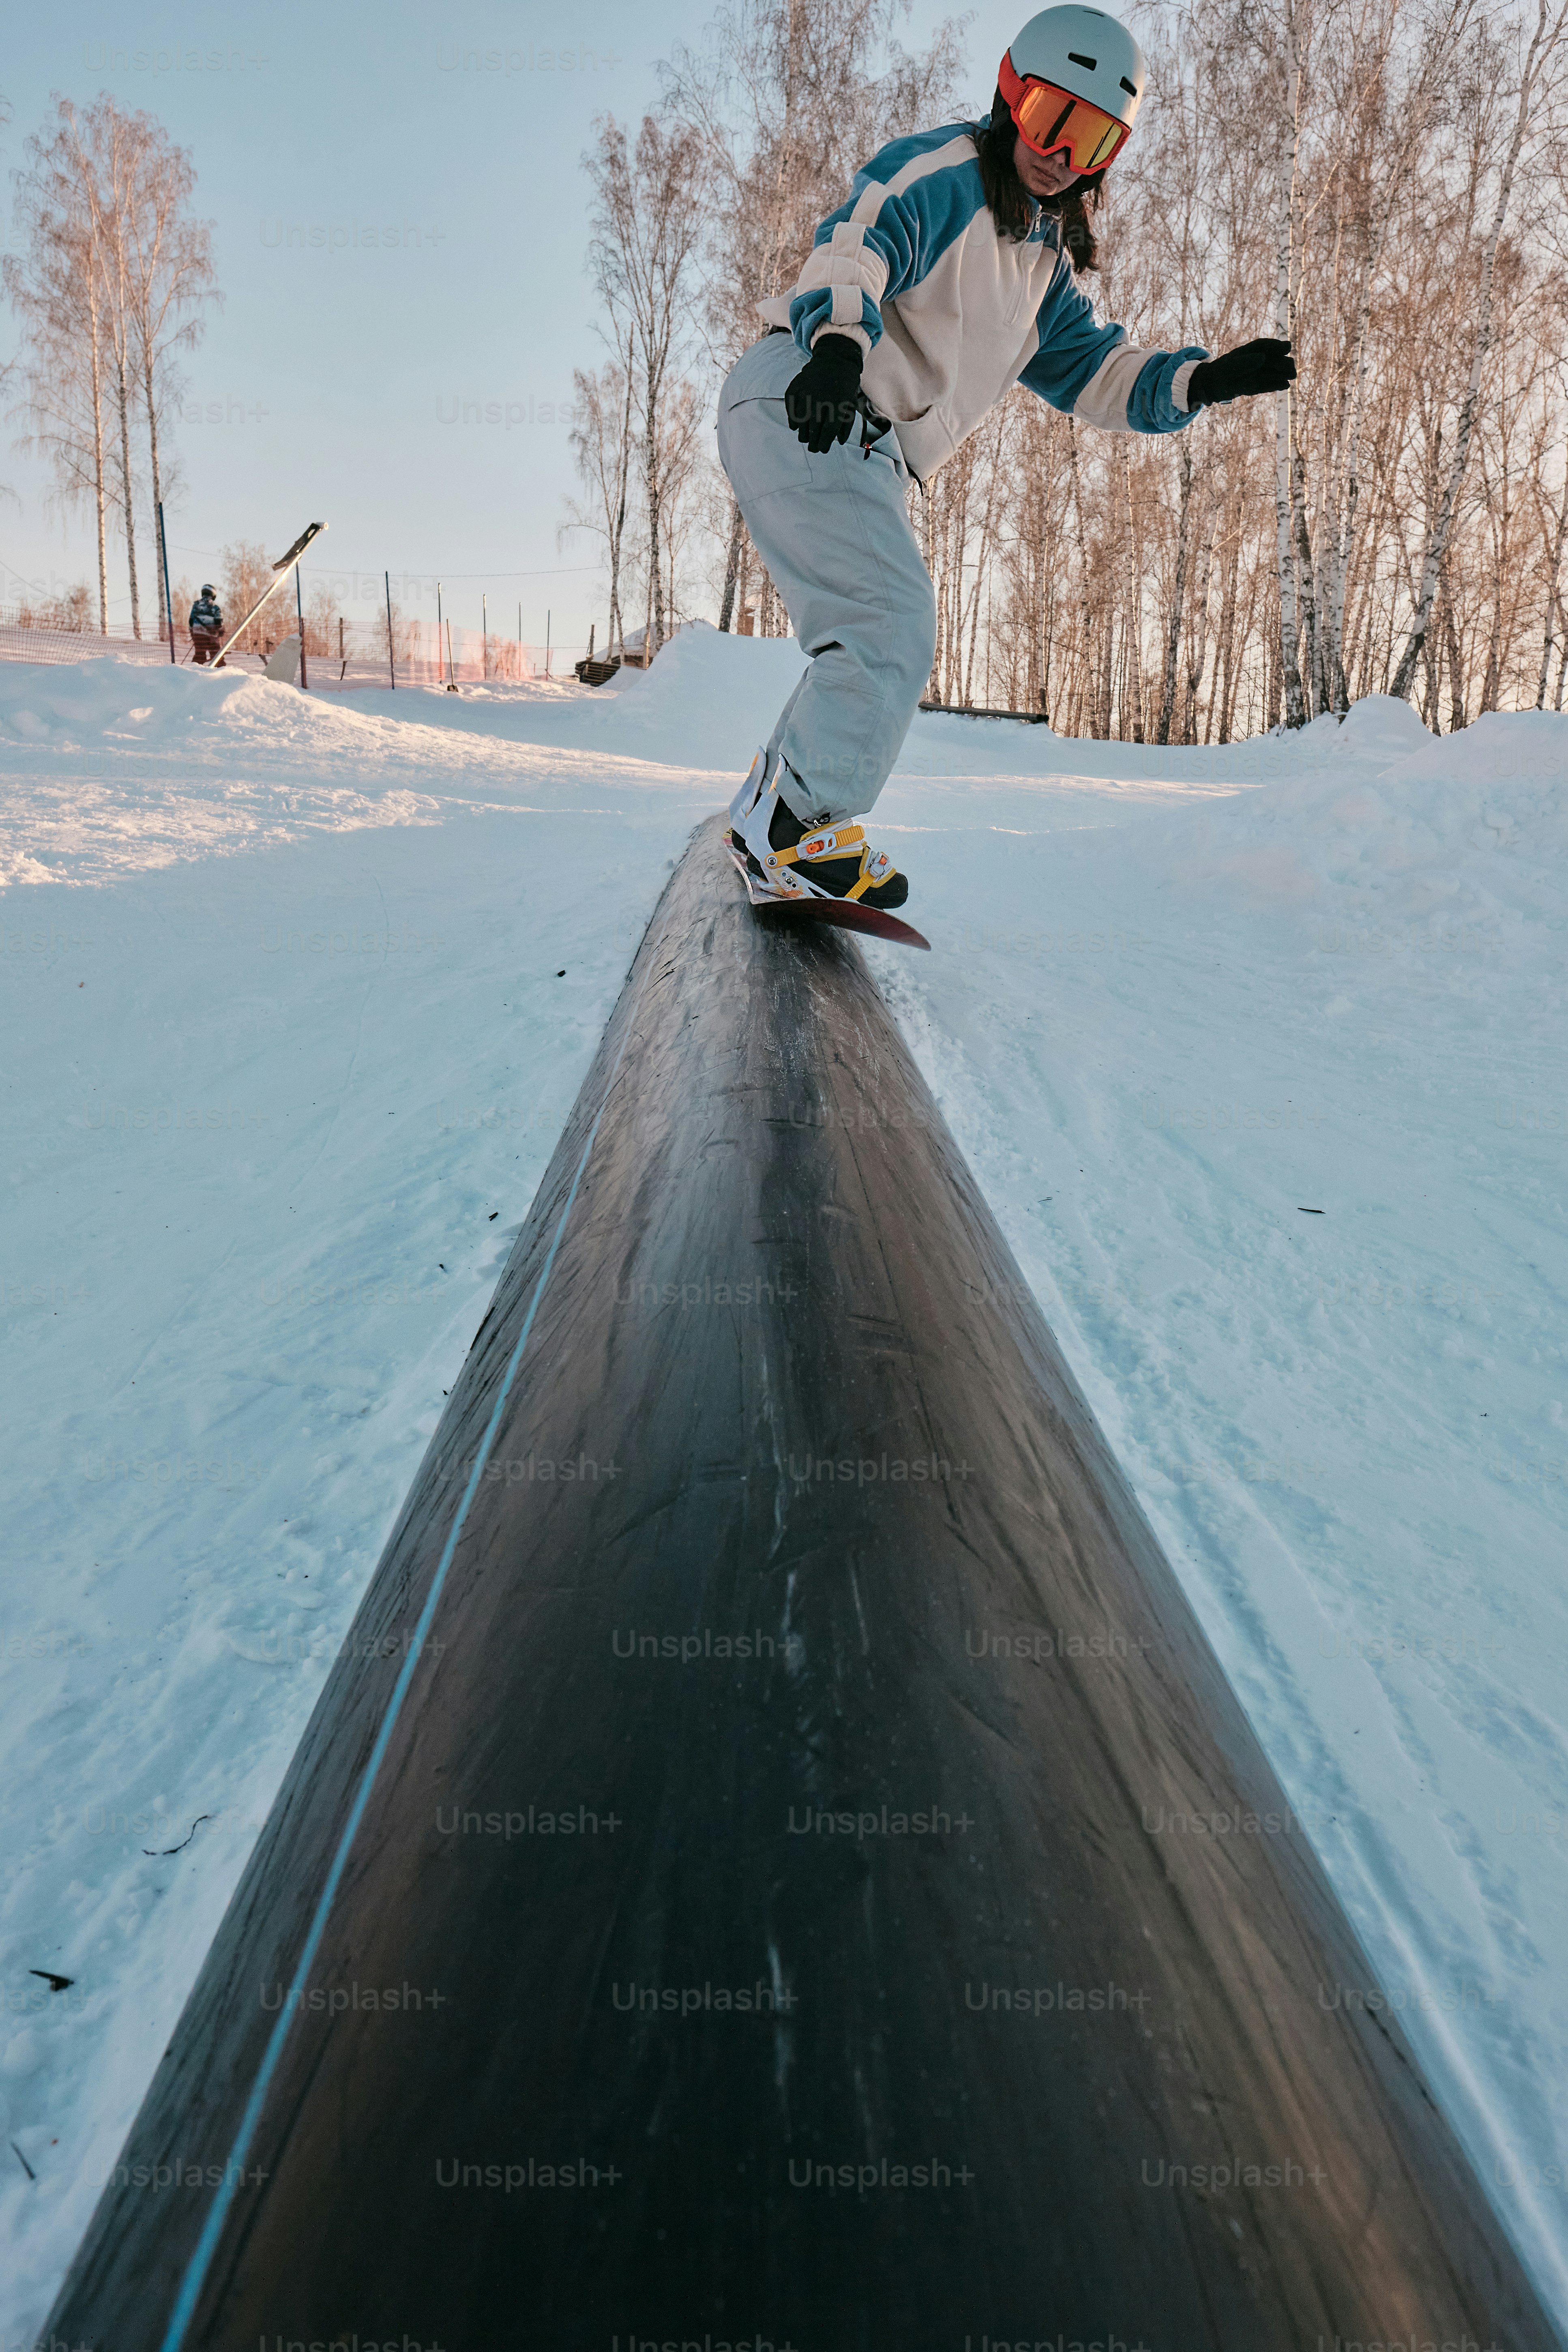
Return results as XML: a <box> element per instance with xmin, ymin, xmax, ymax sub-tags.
<box><xmin>785</xmin><ymin>335</ymin><xmax>864</xmax><ymax>453</ymax></box>
<box><xmin>1188</xmin><ymin>339</ymin><xmax>1296</xmax><ymax>407</ymax></box>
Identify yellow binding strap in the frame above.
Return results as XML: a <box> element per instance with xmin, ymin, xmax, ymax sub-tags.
<box><xmin>846</xmin><ymin>847</ymin><xmax>897</xmax><ymax>901</ymax></box>
<box><xmin>772</xmin><ymin>824</ymin><xmax>865</xmax><ymax>871</ymax></box>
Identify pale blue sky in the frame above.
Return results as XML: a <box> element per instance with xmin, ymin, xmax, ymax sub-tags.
<box><xmin>0</xmin><ymin>0</ymin><xmax>984</xmax><ymax>653</ymax></box>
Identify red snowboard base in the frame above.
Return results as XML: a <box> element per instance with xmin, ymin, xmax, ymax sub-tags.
<box><xmin>724</xmin><ymin>837</ymin><xmax>931</xmax><ymax>951</ymax></box>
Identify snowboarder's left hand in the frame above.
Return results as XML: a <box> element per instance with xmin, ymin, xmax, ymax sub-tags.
<box><xmin>1188</xmin><ymin>338</ymin><xmax>1297</xmax><ymax>407</ymax></box>
<box><xmin>785</xmin><ymin>335</ymin><xmax>864</xmax><ymax>453</ymax></box>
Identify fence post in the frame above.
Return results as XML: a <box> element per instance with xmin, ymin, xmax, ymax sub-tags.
<box><xmin>157</xmin><ymin>502</ymin><xmax>176</xmax><ymax>664</ymax></box>
<box><xmin>385</xmin><ymin>571</ymin><xmax>395</xmax><ymax>689</ymax></box>
<box><xmin>295</xmin><ymin>565</ymin><xmax>308</xmax><ymax>691</ymax></box>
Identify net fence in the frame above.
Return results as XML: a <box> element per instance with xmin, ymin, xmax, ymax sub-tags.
<box><xmin>0</xmin><ymin>607</ymin><xmax>595</xmax><ymax>687</ymax></box>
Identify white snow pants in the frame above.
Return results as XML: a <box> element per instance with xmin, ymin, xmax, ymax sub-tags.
<box><xmin>716</xmin><ymin>333</ymin><xmax>937</xmax><ymax>827</ymax></box>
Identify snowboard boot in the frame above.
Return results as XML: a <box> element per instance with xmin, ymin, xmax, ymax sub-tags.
<box><xmin>728</xmin><ymin>750</ymin><xmax>909</xmax><ymax>912</ymax></box>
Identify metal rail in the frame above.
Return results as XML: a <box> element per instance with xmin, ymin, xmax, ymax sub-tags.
<box><xmin>48</xmin><ymin>816</ymin><xmax>1559</xmax><ymax>2350</ymax></box>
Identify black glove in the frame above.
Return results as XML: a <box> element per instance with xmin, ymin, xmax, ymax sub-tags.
<box><xmin>785</xmin><ymin>335</ymin><xmax>864</xmax><ymax>453</ymax></box>
<box><xmin>1188</xmin><ymin>338</ymin><xmax>1297</xmax><ymax>407</ymax></box>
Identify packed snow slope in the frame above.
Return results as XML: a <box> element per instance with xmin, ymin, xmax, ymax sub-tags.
<box><xmin>1</xmin><ymin>629</ymin><xmax>1566</xmax><ymax>2335</ymax></box>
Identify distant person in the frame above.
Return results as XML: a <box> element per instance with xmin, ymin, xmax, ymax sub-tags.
<box><xmin>721</xmin><ymin>4</ymin><xmax>1293</xmax><ymax>914</ymax></box>
<box><xmin>189</xmin><ymin>584</ymin><xmax>224</xmax><ymax>665</ymax></box>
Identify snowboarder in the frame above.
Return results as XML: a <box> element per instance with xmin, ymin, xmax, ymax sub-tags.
<box><xmin>720</xmin><ymin>4</ymin><xmax>1294</xmax><ymax>914</ymax></box>
<box><xmin>189</xmin><ymin>584</ymin><xmax>224</xmax><ymax>666</ymax></box>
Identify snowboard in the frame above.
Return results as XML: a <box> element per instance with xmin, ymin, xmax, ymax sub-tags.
<box><xmin>724</xmin><ymin>833</ymin><xmax>931</xmax><ymax>951</ymax></box>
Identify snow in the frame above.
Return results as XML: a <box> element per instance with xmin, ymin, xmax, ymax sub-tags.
<box><xmin>1</xmin><ymin>628</ymin><xmax>1566</xmax><ymax>2331</ymax></box>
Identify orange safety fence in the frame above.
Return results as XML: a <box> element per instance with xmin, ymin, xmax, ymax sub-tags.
<box><xmin>0</xmin><ymin>609</ymin><xmax>593</xmax><ymax>685</ymax></box>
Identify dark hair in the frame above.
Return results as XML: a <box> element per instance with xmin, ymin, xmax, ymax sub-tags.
<box><xmin>972</xmin><ymin>87</ymin><xmax>1105</xmax><ymax>271</ymax></box>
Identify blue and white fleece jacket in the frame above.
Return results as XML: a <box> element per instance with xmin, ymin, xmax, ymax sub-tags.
<box><xmin>757</xmin><ymin>124</ymin><xmax>1206</xmax><ymax>483</ymax></box>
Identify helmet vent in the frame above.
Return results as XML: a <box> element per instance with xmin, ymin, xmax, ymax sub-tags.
<box><xmin>1068</xmin><ymin>49</ymin><xmax>1097</xmax><ymax>65</ymax></box>
<box><xmin>1120</xmin><ymin>74</ymin><xmax>1138</xmax><ymax>92</ymax></box>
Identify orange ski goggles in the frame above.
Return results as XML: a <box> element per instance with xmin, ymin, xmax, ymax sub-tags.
<box><xmin>998</xmin><ymin>53</ymin><xmax>1133</xmax><ymax>174</ymax></box>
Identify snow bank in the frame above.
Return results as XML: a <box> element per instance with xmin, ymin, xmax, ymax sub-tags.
<box><xmin>1147</xmin><ymin>696</ymin><xmax>1568</xmax><ymax>928</ymax></box>
<box><xmin>308</xmin><ymin>620</ymin><xmax>813</xmax><ymax>775</ymax></box>
<box><xmin>2</xmin><ymin>635</ymin><xmax>1566</xmax><ymax>2331</ymax></box>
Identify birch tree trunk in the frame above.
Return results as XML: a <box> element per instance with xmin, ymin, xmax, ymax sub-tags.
<box><xmin>1274</xmin><ymin>0</ymin><xmax>1307</xmax><ymax>729</ymax></box>
<box><xmin>142</xmin><ymin>339</ymin><xmax>165</xmax><ymax>639</ymax></box>
<box><xmin>1534</xmin><ymin>456</ymin><xmax>1568</xmax><ymax>707</ymax></box>
<box><xmin>1064</xmin><ymin>420</ymin><xmax>1101</xmax><ymax>735</ymax></box>
<box><xmin>1443</xmin><ymin>584</ymin><xmax>1467</xmax><ymax>730</ymax></box>
<box><xmin>644</xmin><ymin>353</ymin><xmax>664</xmax><ymax>656</ymax></box>
<box><xmin>88</xmin><ymin>290</ymin><xmax>109</xmax><ymax>635</ymax></box>
<box><xmin>1186</xmin><ymin>505</ymin><xmax>1215</xmax><ymax>745</ymax></box>
<box><xmin>920</xmin><ymin>484</ymin><xmax>942</xmax><ymax>703</ymax></box>
<box><xmin>1421</xmin><ymin>613</ymin><xmax>1441</xmax><ymax>730</ymax></box>
<box><xmin>718</xmin><ymin>501</ymin><xmax>745</xmax><ymax>632</ymax></box>
<box><xmin>1232</xmin><ymin>556</ymin><xmax>1261</xmax><ymax>742</ymax></box>
<box><xmin>1215</xmin><ymin>507</ymin><xmax>1240</xmax><ymax>744</ymax></box>
<box><xmin>114</xmin><ymin>348</ymin><xmax>141</xmax><ymax>638</ymax></box>
<box><xmin>962</xmin><ymin>414</ymin><xmax>1005</xmax><ymax>706</ymax></box>
<box><xmin>1024</xmin><ymin>482</ymin><xmax>1043</xmax><ymax>715</ymax></box>
<box><xmin>610</xmin><ymin>361</ymin><xmax>633</xmax><ymax>657</ymax></box>
<box><xmin>1323</xmin><ymin>211</ymin><xmax>1384</xmax><ymax>712</ymax></box>
<box><xmin>1123</xmin><ymin>449</ymin><xmax>1146</xmax><ymax>740</ymax></box>
<box><xmin>1156</xmin><ymin>441</ymin><xmax>1194</xmax><ymax>744</ymax></box>
<box><xmin>1292</xmin><ymin>442</ymin><xmax>1320</xmax><ymax>715</ymax></box>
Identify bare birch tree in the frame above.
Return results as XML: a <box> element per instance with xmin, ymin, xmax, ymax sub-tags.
<box><xmin>563</xmin><ymin>359</ymin><xmax>637</xmax><ymax>658</ymax></box>
<box><xmin>6</xmin><ymin>126</ymin><xmax>114</xmax><ymax>631</ymax></box>
<box><xmin>122</xmin><ymin>119</ymin><xmax>220</xmax><ymax>640</ymax></box>
<box><xmin>586</xmin><ymin>116</ymin><xmax>706</xmax><ymax>658</ymax></box>
<box><xmin>58</xmin><ymin>100</ymin><xmax>148</xmax><ymax>636</ymax></box>
<box><xmin>5</xmin><ymin>95</ymin><xmax>217</xmax><ymax>642</ymax></box>
<box><xmin>1389</xmin><ymin>0</ymin><xmax>1568</xmax><ymax>697</ymax></box>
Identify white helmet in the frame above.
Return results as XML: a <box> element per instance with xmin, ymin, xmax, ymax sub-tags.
<box><xmin>1001</xmin><ymin>6</ymin><xmax>1148</xmax><ymax>158</ymax></box>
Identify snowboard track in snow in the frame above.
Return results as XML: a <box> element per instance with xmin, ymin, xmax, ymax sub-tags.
<box><xmin>47</xmin><ymin>817</ymin><xmax>1559</xmax><ymax>2349</ymax></box>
